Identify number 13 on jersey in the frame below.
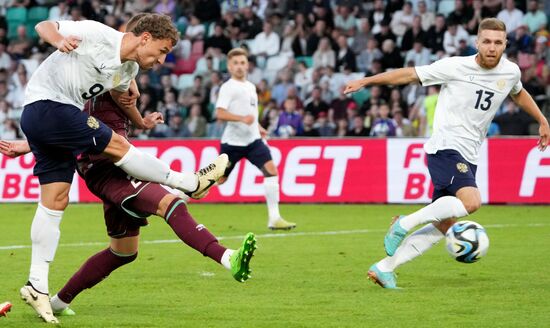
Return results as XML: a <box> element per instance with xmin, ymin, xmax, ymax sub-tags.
<box><xmin>474</xmin><ymin>89</ymin><xmax>495</xmax><ymax>111</ymax></box>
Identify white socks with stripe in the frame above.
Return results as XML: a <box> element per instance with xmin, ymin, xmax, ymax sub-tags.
<box><xmin>29</xmin><ymin>203</ymin><xmax>63</xmax><ymax>294</ymax></box>
<box><xmin>264</xmin><ymin>176</ymin><xmax>281</xmax><ymax>224</ymax></box>
<box><xmin>399</xmin><ymin>196</ymin><xmax>469</xmax><ymax>231</ymax></box>
<box><xmin>377</xmin><ymin>223</ymin><xmax>444</xmax><ymax>272</ymax></box>
<box><xmin>114</xmin><ymin>145</ymin><xmax>198</xmax><ymax>192</ymax></box>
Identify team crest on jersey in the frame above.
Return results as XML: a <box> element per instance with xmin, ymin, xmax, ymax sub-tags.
<box><xmin>113</xmin><ymin>72</ymin><xmax>121</xmax><ymax>87</ymax></box>
<box><xmin>496</xmin><ymin>79</ymin><xmax>506</xmax><ymax>90</ymax></box>
<box><xmin>87</xmin><ymin>116</ymin><xmax>100</xmax><ymax>130</ymax></box>
<box><xmin>456</xmin><ymin>162</ymin><xmax>469</xmax><ymax>173</ymax></box>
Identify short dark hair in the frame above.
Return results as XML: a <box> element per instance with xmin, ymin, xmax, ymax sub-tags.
<box><xmin>127</xmin><ymin>13</ymin><xmax>149</xmax><ymax>33</ymax></box>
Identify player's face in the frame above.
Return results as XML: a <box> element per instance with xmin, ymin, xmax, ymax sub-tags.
<box><xmin>228</xmin><ymin>55</ymin><xmax>248</xmax><ymax>80</ymax></box>
<box><xmin>476</xmin><ymin>29</ymin><xmax>506</xmax><ymax>69</ymax></box>
<box><xmin>136</xmin><ymin>34</ymin><xmax>173</xmax><ymax>70</ymax></box>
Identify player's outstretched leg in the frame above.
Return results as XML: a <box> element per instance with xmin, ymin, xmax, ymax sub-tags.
<box><xmin>20</xmin><ymin>284</ymin><xmax>58</xmax><ymax>323</ymax></box>
<box><xmin>384</xmin><ymin>215</ymin><xmax>407</xmax><ymax>256</ymax></box>
<box><xmin>230</xmin><ymin>233</ymin><xmax>257</xmax><ymax>283</ymax></box>
<box><xmin>186</xmin><ymin>154</ymin><xmax>229</xmax><ymax>199</ymax></box>
<box><xmin>0</xmin><ymin>302</ymin><xmax>12</xmax><ymax>317</ymax></box>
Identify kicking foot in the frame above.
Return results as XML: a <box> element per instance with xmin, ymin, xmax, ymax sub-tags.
<box><xmin>53</xmin><ymin>307</ymin><xmax>76</xmax><ymax>316</ymax></box>
<box><xmin>230</xmin><ymin>232</ymin><xmax>257</xmax><ymax>283</ymax></box>
<box><xmin>0</xmin><ymin>302</ymin><xmax>12</xmax><ymax>317</ymax></box>
<box><xmin>186</xmin><ymin>154</ymin><xmax>228</xmax><ymax>199</ymax></box>
<box><xmin>20</xmin><ymin>284</ymin><xmax>59</xmax><ymax>324</ymax></box>
<box><xmin>268</xmin><ymin>218</ymin><xmax>297</xmax><ymax>231</ymax></box>
<box><xmin>367</xmin><ymin>264</ymin><xmax>398</xmax><ymax>289</ymax></box>
<box><xmin>384</xmin><ymin>215</ymin><xmax>407</xmax><ymax>256</ymax></box>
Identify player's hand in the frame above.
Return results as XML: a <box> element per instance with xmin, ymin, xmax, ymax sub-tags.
<box><xmin>54</xmin><ymin>35</ymin><xmax>81</xmax><ymax>53</ymax></box>
<box><xmin>142</xmin><ymin>112</ymin><xmax>164</xmax><ymax>130</ymax></box>
<box><xmin>538</xmin><ymin>121</ymin><xmax>550</xmax><ymax>151</ymax></box>
<box><xmin>241</xmin><ymin>115</ymin><xmax>255</xmax><ymax>125</ymax></box>
<box><xmin>344</xmin><ymin>80</ymin><xmax>365</xmax><ymax>94</ymax></box>
<box><xmin>0</xmin><ymin>140</ymin><xmax>31</xmax><ymax>158</ymax></box>
<box><xmin>259</xmin><ymin>125</ymin><xmax>268</xmax><ymax>139</ymax></box>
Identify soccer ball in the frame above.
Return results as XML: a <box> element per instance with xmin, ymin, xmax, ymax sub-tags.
<box><xmin>445</xmin><ymin>221</ymin><xmax>489</xmax><ymax>263</ymax></box>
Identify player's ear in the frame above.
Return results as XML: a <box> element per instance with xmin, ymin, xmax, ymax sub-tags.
<box><xmin>140</xmin><ymin>32</ymin><xmax>152</xmax><ymax>45</ymax></box>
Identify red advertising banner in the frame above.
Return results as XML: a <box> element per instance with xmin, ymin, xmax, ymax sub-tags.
<box><xmin>1</xmin><ymin>138</ymin><xmax>548</xmax><ymax>204</ymax></box>
<box><xmin>488</xmin><ymin>138</ymin><xmax>550</xmax><ymax>203</ymax></box>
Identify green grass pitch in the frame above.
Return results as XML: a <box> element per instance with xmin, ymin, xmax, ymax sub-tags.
<box><xmin>0</xmin><ymin>203</ymin><xmax>549</xmax><ymax>327</ymax></box>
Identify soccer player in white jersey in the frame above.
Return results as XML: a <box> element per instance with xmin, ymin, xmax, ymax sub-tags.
<box><xmin>215</xmin><ymin>48</ymin><xmax>296</xmax><ymax>230</ymax></box>
<box><xmin>18</xmin><ymin>14</ymin><xmax>228</xmax><ymax>322</ymax></box>
<box><xmin>344</xmin><ymin>18</ymin><xmax>549</xmax><ymax>289</ymax></box>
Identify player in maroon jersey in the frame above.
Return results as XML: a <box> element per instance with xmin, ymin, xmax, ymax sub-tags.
<box><xmin>0</xmin><ymin>14</ymin><xmax>256</xmax><ymax>322</ymax></box>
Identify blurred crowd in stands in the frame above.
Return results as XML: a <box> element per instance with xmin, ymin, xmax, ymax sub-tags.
<box><xmin>0</xmin><ymin>0</ymin><xmax>549</xmax><ymax>140</ymax></box>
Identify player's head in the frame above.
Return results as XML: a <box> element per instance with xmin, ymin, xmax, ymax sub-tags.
<box><xmin>125</xmin><ymin>13</ymin><xmax>149</xmax><ymax>33</ymax></box>
<box><xmin>130</xmin><ymin>14</ymin><xmax>179</xmax><ymax>70</ymax></box>
<box><xmin>475</xmin><ymin>18</ymin><xmax>507</xmax><ymax>69</ymax></box>
<box><xmin>227</xmin><ymin>48</ymin><xmax>249</xmax><ymax>80</ymax></box>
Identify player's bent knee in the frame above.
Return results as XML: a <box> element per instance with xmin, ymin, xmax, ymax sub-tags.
<box><xmin>463</xmin><ymin>200</ymin><xmax>481</xmax><ymax>214</ymax></box>
<box><xmin>103</xmin><ymin>132</ymin><xmax>131</xmax><ymax>161</ymax></box>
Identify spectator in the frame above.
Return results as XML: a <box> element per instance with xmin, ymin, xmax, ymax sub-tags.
<box><xmin>194</xmin><ymin>0</ymin><xmax>221</xmax><ymax>23</ymax></box>
<box><xmin>240</xmin><ymin>7</ymin><xmax>263</xmax><ymax>39</ymax></box>
<box><xmin>49</xmin><ymin>1</ymin><xmax>70</xmax><ymax>21</ymax></box>
<box><xmin>291</xmin><ymin>26</ymin><xmax>308</xmax><ymax>57</ymax></box>
<box><xmin>313</xmin><ymin>111</ymin><xmax>336</xmax><ymax>136</ymax></box>
<box><xmin>447</xmin><ymin>0</ymin><xmax>473</xmax><ymax>27</ymax></box>
<box><xmin>425</xmin><ymin>14</ymin><xmax>446</xmax><ymax>54</ymax></box>
<box><xmin>357</xmin><ymin>38</ymin><xmax>383</xmax><ymax>73</ymax></box>
<box><xmin>7</xmin><ymin>25</ymin><xmax>33</xmax><ymax>59</ymax></box>
<box><xmin>257</xmin><ymin>79</ymin><xmax>272</xmax><ymax>112</ymax></box>
<box><xmin>346</xmin><ymin>115</ymin><xmax>369</xmax><ymax>136</ymax></box>
<box><xmin>0</xmin><ymin>119</ymin><xmax>21</xmax><ymax>139</ymax></box>
<box><xmin>313</xmin><ymin>37</ymin><xmax>335</xmax><ymax>69</ymax></box>
<box><xmin>493</xmin><ymin>101</ymin><xmax>534</xmax><ymax>135</ymax></box>
<box><xmin>205</xmin><ymin>23</ymin><xmax>232</xmax><ymax>54</ymax></box>
<box><xmin>276</xmin><ymin>96</ymin><xmax>304</xmax><ymax>137</ymax></box>
<box><xmin>335</xmin><ymin>35</ymin><xmax>356</xmax><ymax>72</ymax></box>
<box><xmin>155</xmin><ymin>0</ymin><xmax>177</xmax><ymax>19</ymax></box>
<box><xmin>208</xmin><ymin>71</ymin><xmax>223</xmax><ymax>106</ymax></box>
<box><xmin>401</xmin><ymin>15</ymin><xmax>426</xmax><ymax>52</ymax></box>
<box><xmin>304</xmin><ymin>86</ymin><xmax>330</xmax><ymax>118</ymax></box>
<box><xmin>443</xmin><ymin>20</ymin><xmax>469</xmax><ymax>56</ymax></box>
<box><xmin>351</xmin><ymin>18</ymin><xmax>372</xmax><ymax>55</ymax></box>
<box><xmin>507</xmin><ymin>25</ymin><xmax>534</xmax><ymax>55</ymax></box>
<box><xmin>180</xmin><ymin>75</ymin><xmax>207</xmax><ymax>107</ymax></box>
<box><xmin>206</xmin><ymin>118</ymin><xmax>226</xmax><ymax>139</ymax></box>
<box><xmin>497</xmin><ymin>0</ymin><xmax>524</xmax><ymax>33</ymax></box>
<box><xmin>457</xmin><ymin>38</ymin><xmax>477</xmax><ymax>56</ymax></box>
<box><xmin>335</xmin><ymin>118</ymin><xmax>349</xmax><ymax>137</ymax></box>
<box><xmin>306</xmin><ymin>20</ymin><xmax>328</xmax><ymax>56</ymax></box>
<box><xmin>466</xmin><ymin>0</ymin><xmax>492</xmax><ymax>35</ymax></box>
<box><xmin>380</xmin><ymin>39</ymin><xmax>403</xmax><ymax>70</ymax></box>
<box><xmin>0</xmin><ymin>43</ymin><xmax>11</xmax><ymax>70</ymax></box>
<box><xmin>369</xmin><ymin>0</ymin><xmax>389</xmax><ymax>34</ymax></box>
<box><xmin>374</xmin><ymin>19</ymin><xmax>397</xmax><ymax>46</ymax></box>
<box><xmin>417</xmin><ymin>0</ymin><xmax>435</xmax><ymax>31</ymax></box>
<box><xmin>301</xmin><ymin>112</ymin><xmax>321</xmax><ymax>137</ymax></box>
<box><xmin>334</xmin><ymin>5</ymin><xmax>357</xmax><ymax>37</ymax></box>
<box><xmin>271</xmin><ymin>69</ymin><xmax>294</xmax><ymax>106</ymax></box>
<box><xmin>370</xmin><ymin>103</ymin><xmax>397</xmax><ymax>137</ymax></box>
<box><xmin>251</xmin><ymin>21</ymin><xmax>280</xmax><ymax>65</ymax></box>
<box><xmin>390</xmin><ymin>1</ymin><xmax>414</xmax><ymax>37</ymax></box>
<box><xmin>522</xmin><ymin>0</ymin><xmax>547</xmax><ymax>34</ymax></box>
<box><xmin>393</xmin><ymin>109</ymin><xmax>415</xmax><ymax>136</ymax></box>
<box><xmin>404</xmin><ymin>39</ymin><xmax>431</xmax><ymax>66</ymax></box>
<box><xmin>247</xmin><ymin>58</ymin><xmax>263</xmax><ymax>85</ymax></box>
<box><xmin>185</xmin><ymin>104</ymin><xmax>207</xmax><ymax>137</ymax></box>
<box><xmin>294</xmin><ymin>61</ymin><xmax>312</xmax><ymax>99</ymax></box>
<box><xmin>185</xmin><ymin>15</ymin><xmax>206</xmax><ymax>42</ymax></box>
<box><xmin>330</xmin><ymin>86</ymin><xmax>356</xmax><ymax>121</ymax></box>
<box><xmin>165</xmin><ymin>114</ymin><xmax>191</xmax><ymax>138</ymax></box>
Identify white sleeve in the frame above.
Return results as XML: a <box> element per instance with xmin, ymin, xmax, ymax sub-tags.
<box><xmin>510</xmin><ymin>65</ymin><xmax>523</xmax><ymax>95</ymax></box>
<box><xmin>215</xmin><ymin>83</ymin><xmax>232</xmax><ymax>110</ymax></box>
<box><xmin>57</xmin><ymin>20</ymin><xmax>120</xmax><ymax>54</ymax></box>
<box><xmin>414</xmin><ymin>57</ymin><xmax>455</xmax><ymax>86</ymax></box>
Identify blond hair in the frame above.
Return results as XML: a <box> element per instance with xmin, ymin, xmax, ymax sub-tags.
<box><xmin>227</xmin><ymin>47</ymin><xmax>249</xmax><ymax>59</ymax></box>
<box><xmin>478</xmin><ymin>18</ymin><xmax>506</xmax><ymax>35</ymax></box>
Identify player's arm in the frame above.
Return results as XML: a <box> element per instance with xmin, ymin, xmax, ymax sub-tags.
<box><xmin>35</xmin><ymin>21</ymin><xmax>81</xmax><ymax>53</ymax></box>
<box><xmin>0</xmin><ymin>140</ymin><xmax>31</xmax><ymax>158</ymax></box>
<box><xmin>110</xmin><ymin>89</ymin><xmax>163</xmax><ymax>129</ymax></box>
<box><xmin>510</xmin><ymin>89</ymin><xmax>550</xmax><ymax>151</ymax></box>
<box><xmin>344</xmin><ymin>67</ymin><xmax>420</xmax><ymax>94</ymax></box>
<box><xmin>215</xmin><ymin>107</ymin><xmax>255</xmax><ymax>125</ymax></box>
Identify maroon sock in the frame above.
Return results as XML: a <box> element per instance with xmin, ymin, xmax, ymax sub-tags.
<box><xmin>165</xmin><ymin>198</ymin><xmax>226</xmax><ymax>263</ymax></box>
<box><xmin>57</xmin><ymin>248</ymin><xmax>137</xmax><ymax>304</ymax></box>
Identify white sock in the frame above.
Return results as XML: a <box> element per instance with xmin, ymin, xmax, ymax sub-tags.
<box><xmin>377</xmin><ymin>224</ymin><xmax>444</xmax><ymax>272</ymax></box>
<box><xmin>264</xmin><ymin>176</ymin><xmax>281</xmax><ymax>224</ymax></box>
<box><xmin>221</xmin><ymin>249</ymin><xmax>234</xmax><ymax>270</ymax></box>
<box><xmin>115</xmin><ymin>145</ymin><xmax>198</xmax><ymax>192</ymax></box>
<box><xmin>29</xmin><ymin>203</ymin><xmax>63</xmax><ymax>294</ymax></box>
<box><xmin>50</xmin><ymin>294</ymin><xmax>69</xmax><ymax>312</ymax></box>
<box><xmin>399</xmin><ymin>196</ymin><xmax>468</xmax><ymax>231</ymax></box>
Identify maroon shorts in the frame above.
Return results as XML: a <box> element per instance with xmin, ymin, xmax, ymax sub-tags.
<box><xmin>80</xmin><ymin>160</ymin><xmax>171</xmax><ymax>238</ymax></box>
